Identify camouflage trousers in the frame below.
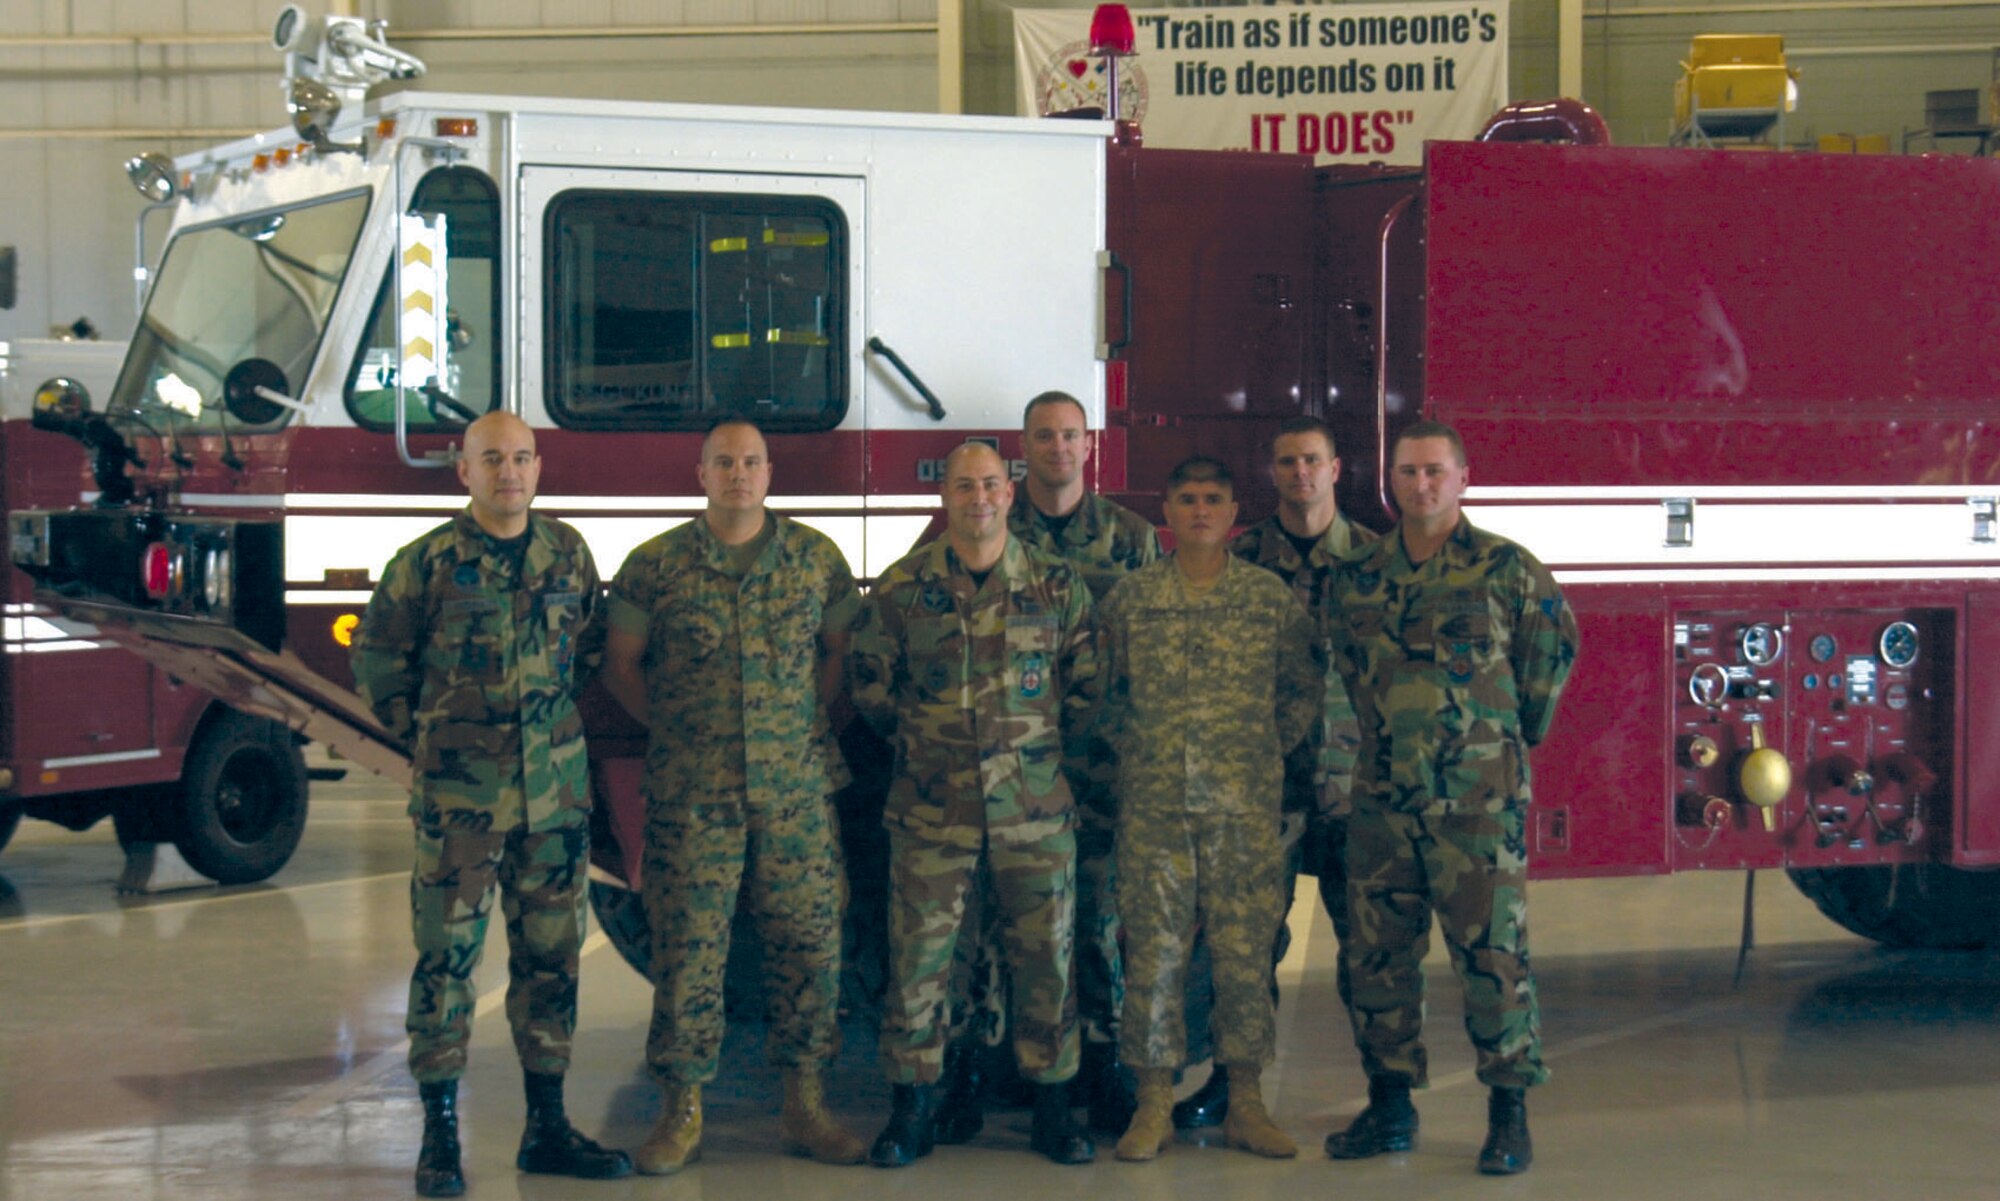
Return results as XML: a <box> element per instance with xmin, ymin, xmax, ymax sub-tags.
<box><xmin>643</xmin><ymin>789</ymin><xmax>844</xmax><ymax>1085</ymax></box>
<box><xmin>1182</xmin><ymin>813</ymin><xmax>1351</xmax><ymax>1065</ymax></box>
<box><xmin>944</xmin><ymin>821</ymin><xmax>1121</xmax><ymax>1051</ymax></box>
<box><xmin>407</xmin><ymin>807</ymin><xmax>588</xmax><ymax>1084</ymax></box>
<box><xmin>1117</xmin><ymin>803</ymin><xmax>1284</xmax><ymax>1070</ymax></box>
<box><xmin>883</xmin><ymin>826</ymin><xmax>1079</xmax><ymax>1085</ymax></box>
<box><xmin>1344</xmin><ymin>804</ymin><xmax>1547</xmax><ymax>1090</ymax></box>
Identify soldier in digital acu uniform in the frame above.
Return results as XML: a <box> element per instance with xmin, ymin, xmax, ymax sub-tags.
<box><xmin>1096</xmin><ymin>456</ymin><xmax>1321</xmax><ymax>1163</ymax></box>
<box><xmin>1323</xmin><ymin>420</ymin><xmax>1578</xmax><ymax>1176</ymax></box>
<box><xmin>352</xmin><ymin>412</ymin><xmax>631</xmax><ymax>1198</ymax></box>
<box><xmin>1173</xmin><ymin>417</ymin><xmax>1377</xmax><ymax>1128</ymax></box>
<box><xmin>602</xmin><ymin>419</ymin><xmax>866</xmax><ymax>1174</ymax></box>
<box><xmin>1005</xmin><ymin>390</ymin><xmax>1159</xmax><ymax>1133</ymax></box>
<box><xmin>849</xmin><ymin>441</ymin><xmax>1100</xmax><ymax>1168</ymax></box>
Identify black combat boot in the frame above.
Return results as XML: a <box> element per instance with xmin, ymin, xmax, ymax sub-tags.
<box><xmin>1171</xmin><ymin>1064</ymin><xmax>1230</xmax><ymax>1129</ymax></box>
<box><xmin>415</xmin><ymin>1080</ymin><xmax>465</xmax><ymax>1198</ymax></box>
<box><xmin>1029</xmin><ymin>1083</ymin><xmax>1096</xmax><ymax>1165</ymax></box>
<box><xmin>932</xmin><ymin>1040</ymin><xmax>985</xmax><ymax>1145</ymax></box>
<box><xmin>1075</xmin><ymin>1040</ymin><xmax>1138</xmax><ymax>1134</ymax></box>
<box><xmin>1477</xmin><ymin>1087</ymin><xmax>1532</xmax><ymax>1175</ymax></box>
<box><xmin>516</xmin><ymin>1070</ymin><xmax>634</xmax><ymax>1179</ymax></box>
<box><xmin>869</xmin><ymin>1083</ymin><xmax>939</xmax><ymax>1168</ymax></box>
<box><xmin>1323</xmin><ymin>1075</ymin><xmax>1419</xmax><ymax>1159</ymax></box>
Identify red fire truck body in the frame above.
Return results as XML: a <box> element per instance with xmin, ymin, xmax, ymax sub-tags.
<box><xmin>10</xmin><ymin>25</ymin><xmax>2000</xmax><ymax>944</ymax></box>
<box><xmin>2</xmin><ymin>339</ymin><xmax>309</xmax><ymax>880</ymax></box>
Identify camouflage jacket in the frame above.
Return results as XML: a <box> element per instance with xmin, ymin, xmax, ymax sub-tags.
<box><xmin>606</xmin><ymin>512</ymin><xmax>860</xmax><ymax>806</ymax></box>
<box><xmin>1007</xmin><ymin>488</ymin><xmax>1161</xmax><ymax>604</ymax></box>
<box><xmin>352</xmin><ymin>510</ymin><xmax>601</xmax><ymax>827</ymax></box>
<box><xmin>849</xmin><ymin>535</ymin><xmax>1100</xmax><ymax>849</ymax></box>
<box><xmin>1008</xmin><ymin>487</ymin><xmax>1160</xmax><ymax>828</ymax></box>
<box><xmin>1230</xmin><ymin>512</ymin><xmax>1377</xmax><ymax>817</ymax></box>
<box><xmin>1097</xmin><ymin>555</ymin><xmax>1321</xmax><ymax>817</ymax></box>
<box><xmin>1328</xmin><ymin>519</ymin><xmax>1579</xmax><ymax>816</ymax></box>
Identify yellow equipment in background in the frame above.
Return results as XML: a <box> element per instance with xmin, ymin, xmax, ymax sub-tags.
<box><xmin>1670</xmin><ymin>34</ymin><xmax>1800</xmax><ymax>147</ymax></box>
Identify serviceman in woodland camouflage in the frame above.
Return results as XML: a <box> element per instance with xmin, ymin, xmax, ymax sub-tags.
<box><xmin>848</xmin><ymin>440</ymin><xmax>1099</xmax><ymax>1168</ymax></box>
<box><xmin>353</xmin><ymin>411</ymin><xmax>632</xmax><ymax>1198</ymax></box>
<box><xmin>1005</xmin><ymin>390</ymin><xmax>1159</xmax><ymax>1133</ymax></box>
<box><xmin>1096</xmin><ymin>455</ymin><xmax>1321</xmax><ymax>1163</ymax></box>
<box><xmin>602</xmin><ymin>419</ymin><xmax>866</xmax><ymax>1174</ymax></box>
<box><xmin>1322</xmin><ymin>419</ymin><xmax>1578</xmax><ymax>1177</ymax></box>
<box><xmin>1175</xmin><ymin>417</ymin><xmax>1377</xmax><ymax>1129</ymax></box>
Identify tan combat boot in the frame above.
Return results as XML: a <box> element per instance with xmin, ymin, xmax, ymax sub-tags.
<box><xmin>1115</xmin><ymin>1068</ymin><xmax>1176</xmax><ymax>1162</ymax></box>
<box><xmin>1221</xmin><ymin>1065</ymin><xmax>1297</xmax><ymax>1159</ymax></box>
<box><xmin>634</xmin><ymin>1082</ymin><xmax>702</xmax><ymax>1175</ymax></box>
<box><xmin>780</xmin><ymin>1069</ymin><xmax>866</xmax><ymax>1165</ymax></box>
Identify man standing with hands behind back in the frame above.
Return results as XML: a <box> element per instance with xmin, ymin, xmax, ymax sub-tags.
<box><xmin>1324</xmin><ymin>420</ymin><xmax>1578</xmax><ymax>1176</ymax></box>
<box><xmin>353</xmin><ymin>412</ymin><xmax>631</xmax><ymax>1198</ymax></box>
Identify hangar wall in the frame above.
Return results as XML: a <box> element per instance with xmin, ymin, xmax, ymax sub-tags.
<box><xmin>3</xmin><ymin>0</ymin><xmax>1998</xmax><ymax>344</ymax></box>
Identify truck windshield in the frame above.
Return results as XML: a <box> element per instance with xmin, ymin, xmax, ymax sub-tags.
<box><xmin>112</xmin><ymin>189</ymin><xmax>372</xmax><ymax>430</ymax></box>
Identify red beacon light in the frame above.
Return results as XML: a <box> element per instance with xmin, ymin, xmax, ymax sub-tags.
<box><xmin>1089</xmin><ymin>4</ymin><xmax>1137</xmax><ymax>57</ymax></box>
<box><xmin>1088</xmin><ymin>5</ymin><xmax>1139</xmax><ymax>130</ymax></box>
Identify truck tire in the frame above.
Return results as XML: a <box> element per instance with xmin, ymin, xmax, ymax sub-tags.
<box><xmin>171</xmin><ymin>710</ymin><xmax>309</xmax><ymax>885</ymax></box>
<box><xmin>1787</xmin><ymin>864</ymin><xmax>2000</xmax><ymax>950</ymax></box>
<box><xmin>0</xmin><ymin>804</ymin><xmax>19</xmax><ymax>854</ymax></box>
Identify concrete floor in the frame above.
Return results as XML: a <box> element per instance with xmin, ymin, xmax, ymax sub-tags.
<box><xmin>4</xmin><ymin>759</ymin><xmax>1997</xmax><ymax>1201</ymax></box>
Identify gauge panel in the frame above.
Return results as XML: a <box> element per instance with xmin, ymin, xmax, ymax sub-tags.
<box><xmin>1879</xmin><ymin>621</ymin><xmax>1919</xmax><ymax>669</ymax></box>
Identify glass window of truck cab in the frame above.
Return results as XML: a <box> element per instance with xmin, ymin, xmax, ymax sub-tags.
<box><xmin>114</xmin><ymin>189</ymin><xmax>371</xmax><ymax>430</ymax></box>
<box><xmin>544</xmin><ymin>190</ymin><xmax>847</xmax><ymax>432</ymax></box>
<box><xmin>346</xmin><ymin>166</ymin><xmax>502</xmax><ymax>431</ymax></box>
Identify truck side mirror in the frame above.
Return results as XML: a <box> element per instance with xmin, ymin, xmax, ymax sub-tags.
<box><xmin>223</xmin><ymin>359</ymin><xmax>292</xmax><ymax>425</ymax></box>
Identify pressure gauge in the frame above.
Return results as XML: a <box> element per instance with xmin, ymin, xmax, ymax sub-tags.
<box><xmin>1739</xmin><ymin>623</ymin><xmax>1783</xmax><ymax>666</ymax></box>
<box><xmin>1879</xmin><ymin>621</ymin><xmax>1919</xmax><ymax>669</ymax></box>
<box><xmin>1808</xmin><ymin>633</ymin><xmax>1837</xmax><ymax>663</ymax></box>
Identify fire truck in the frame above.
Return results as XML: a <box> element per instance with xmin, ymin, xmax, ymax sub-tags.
<box><xmin>1</xmin><ymin>335</ymin><xmax>311</xmax><ymax>881</ymax></box>
<box><xmin>11</xmin><ymin>10</ymin><xmax>2000</xmax><ymax>958</ymax></box>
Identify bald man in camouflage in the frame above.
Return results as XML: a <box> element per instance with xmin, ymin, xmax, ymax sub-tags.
<box><xmin>848</xmin><ymin>441</ymin><xmax>1099</xmax><ymax>1168</ymax></box>
<box><xmin>353</xmin><ymin>411</ymin><xmax>631</xmax><ymax>1197</ymax></box>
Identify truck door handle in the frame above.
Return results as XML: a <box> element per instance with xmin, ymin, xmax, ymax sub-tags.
<box><xmin>1099</xmin><ymin>249</ymin><xmax>1132</xmax><ymax>358</ymax></box>
<box><xmin>867</xmin><ymin>336</ymin><xmax>947</xmax><ymax>422</ymax></box>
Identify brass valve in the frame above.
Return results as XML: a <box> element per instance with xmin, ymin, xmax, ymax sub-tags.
<box><xmin>1682</xmin><ymin>734</ymin><xmax>1719</xmax><ymax>769</ymax></box>
<box><xmin>1739</xmin><ymin>720</ymin><xmax>1791</xmax><ymax>832</ymax></box>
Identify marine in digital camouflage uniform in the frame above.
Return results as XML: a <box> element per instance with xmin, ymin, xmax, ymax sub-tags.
<box><xmin>352</xmin><ymin>412</ymin><xmax>629</xmax><ymax>1195</ymax></box>
<box><xmin>998</xmin><ymin>392</ymin><xmax>1159</xmax><ymax>1129</ymax></box>
<box><xmin>1097</xmin><ymin>456</ymin><xmax>1318</xmax><ymax>1162</ymax></box>
<box><xmin>602</xmin><ymin>419</ymin><xmax>866</xmax><ymax>1172</ymax></box>
<box><xmin>1323</xmin><ymin>420</ymin><xmax>1578</xmax><ymax>1176</ymax></box>
<box><xmin>848</xmin><ymin>442</ymin><xmax>1099</xmax><ymax>1167</ymax></box>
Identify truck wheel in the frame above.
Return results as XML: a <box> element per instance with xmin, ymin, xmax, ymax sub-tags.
<box><xmin>172</xmin><ymin>711</ymin><xmax>309</xmax><ymax>885</ymax></box>
<box><xmin>590</xmin><ymin>880</ymin><xmax>653</xmax><ymax>976</ymax></box>
<box><xmin>1788</xmin><ymin>864</ymin><xmax>2000</xmax><ymax>949</ymax></box>
<box><xmin>0</xmin><ymin>804</ymin><xmax>19</xmax><ymax>854</ymax></box>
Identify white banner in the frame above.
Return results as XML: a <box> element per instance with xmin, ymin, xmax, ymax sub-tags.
<box><xmin>1015</xmin><ymin>3</ymin><xmax>1508</xmax><ymax>167</ymax></box>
